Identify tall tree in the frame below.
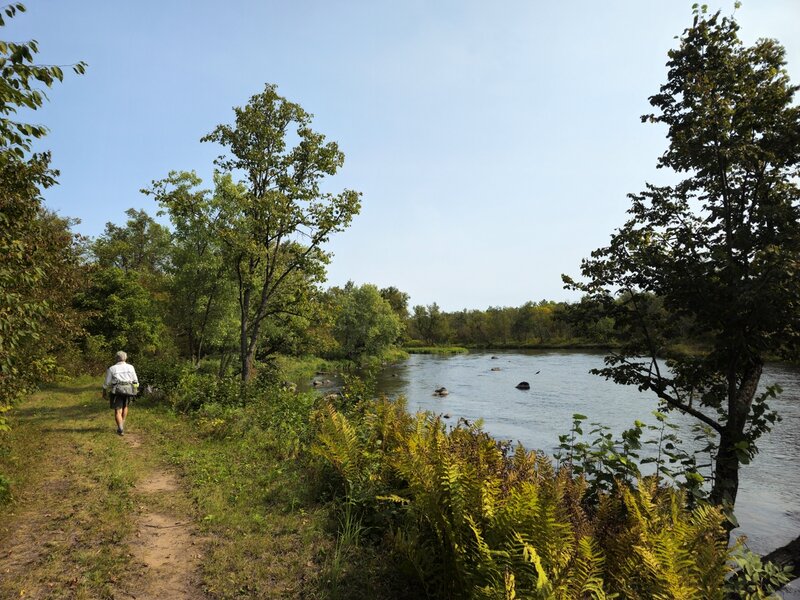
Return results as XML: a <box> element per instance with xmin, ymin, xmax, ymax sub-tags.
<box><xmin>75</xmin><ymin>266</ymin><xmax>168</xmax><ymax>357</ymax></box>
<box><xmin>564</xmin><ymin>4</ymin><xmax>800</xmax><ymax>555</ymax></box>
<box><xmin>410</xmin><ymin>303</ymin><xmax>450</xmax><ymax>344</ymax></box>
<box><xmin>92</xmin><ymin>208</ymin><xmax>172</xmax><ymax>275</ymax></box>
<box><xmin>0</xmin><ymin>3</ymin><xmax>85</xmax><ymax>426</ymax></box>
<box><xmin>201</xmin><ymin>84</ymin><xmax>361</xmax><ymax>382</ymax></box>
<box><xmin>333</xmin><ymin>283</ymin><xmax>402</xmax><ymax>359</ymax></box>
<box><xmin>145</xmin><ymin>171</ymin><xmax>237</xmax><ymax>364</ymax></box>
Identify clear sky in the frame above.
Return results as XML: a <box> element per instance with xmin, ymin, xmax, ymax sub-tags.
<box><xmin>10</xmin><ymin>1</ymin><xmax>800</xmax><ymax>311</ymax></box>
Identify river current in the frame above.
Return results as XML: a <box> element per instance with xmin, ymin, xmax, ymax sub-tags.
<box><xmin>368</xmin><ymin>350</ymin><xmax>800</xmax><ymax>596</ymax></box>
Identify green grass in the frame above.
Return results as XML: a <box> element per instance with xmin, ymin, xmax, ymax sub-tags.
<box><xmin>0</xmin><ymin>377</ymin><xmax>146</xmax><ymax>599</ymax></box>
<box><xmin>404</xmin><ymin>345</ymin><xmax>469</xmax><ymax>354</ymax></box>
<box><xmin>275</xmin><ymin>354</ymin><xmax>343</xmax><ymax>384</ymax></box>
<box><xmin>127</xmin><ymin>390</ymin><xmax>334</xmax><ymax>599</ymax></box>
<box><xmin>0</xmin><ymin>377</ymin><xmax>422</xmax><ymax>599</ymax></box>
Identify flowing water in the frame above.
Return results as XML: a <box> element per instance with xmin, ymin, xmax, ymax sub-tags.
<box><xmin>366</xmin><ymin>350</ymin><xmax>800</xmax><ymax>595</ymax></box>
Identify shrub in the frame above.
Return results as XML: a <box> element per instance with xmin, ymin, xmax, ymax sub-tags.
<box><xmin>725</xmin><ymin>546</ymin><xmax>794</xmax><ymax>599</ymax></box>
<box><xmin>0</xmin><ymin>473</ymin><xmax>11</xmax><ymax>505</ymax></box>
<box><xmin>135</xmin><ymin>355</ymin><xmax>188</xmax><ymax>396</ymax></box>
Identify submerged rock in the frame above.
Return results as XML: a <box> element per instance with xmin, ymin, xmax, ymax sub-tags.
<box><xmin>515</xmin><ymin>381</ymin><xmax>530</xmax><ymax>390</ymax></box>
<box><xmin>433</xmin><ymin>387</ymin><xmax>449</xmax><ymax>397</ymax></box>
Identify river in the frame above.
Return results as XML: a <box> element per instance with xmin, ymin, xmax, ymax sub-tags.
<box><xmin>368</xmin><ymin>350</ymin><xmax>800</xmax><ymax>596</ymax></box>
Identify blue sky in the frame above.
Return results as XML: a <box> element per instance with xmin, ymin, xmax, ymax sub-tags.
<box><xmin>10</xmin><ymin>1</ymin><xmax>800</xmax><ymax>310</ymax></box>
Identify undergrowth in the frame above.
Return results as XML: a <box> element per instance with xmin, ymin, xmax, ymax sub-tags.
<box><xmin>310</xmin><ymin>394</ymin><xmax>791</xmax><ymax>599</ymax></box>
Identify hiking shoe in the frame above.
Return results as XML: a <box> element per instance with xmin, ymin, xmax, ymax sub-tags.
<box><xmin>117</xmin><ymin>427</ymin><xmax>123</xmax><ymax>435</ymax></box>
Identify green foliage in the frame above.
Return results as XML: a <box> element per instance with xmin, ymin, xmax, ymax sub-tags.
<box><xmin>143</xmin><ymin>171</ymin><xmax>239</xmax><ymax>363</ymax></box>
<box><xmin>200</xmin><ymin>83</ymin><xmax>362</xmax><ymax>382</ymax></box>
<box><xmin>404</xmin><ymin>345</ymin><xmax>469</xmax><ymax>355</ymax></box>
<box><xmin>410</xmin><ymin>303</ymin><xmax>451</xmax><ymax>345</ymax></box>
<box><xmin>0</xmin><ymin>4</ymin><xmax>86</xmax><ymax>158</ymax></box>
<box><xmin>312</xmin><ymin>397</ymin><xmax>732</xmax><ymax>598</ymax></box>
<box><xmin>379</xmin><ymin>286</ymin><xmax>410</xmax><ymax>322</ymax></box>
<box><xmin>405</xmin><ymin>300</ymin><xmax>612</xmax><ymax>349</ymax></box>
<box><xmin>725</xmin><ymin>546</ymin><xmax>795</xmax><ymax>599</ymax></box>
<box><xmin>564</xmin><ymin>6</ymin><xmax>800</xmax><ymax>508</ymax></box>
<box><xmin>92</xmin><ymin>208</ymin><xmax>171</xmax><ymax>275</ymax></box>
<box><xmin>75</xmin><ymin>266</ymin><xmax>169</xmax><ymax>357</ymax></box>
<box><xmin>554</xmin><ymin>411</ymin><xmax>716</xmax><ymax>506</ymax></box>
<box><xmin>1</xmin><ymin>6</ymin><xmax>85</xmax><ymax>427</ymax></box>
<box><xmin>135</xmin><ymin>354</ymin><xmax>187</xmax><ymax>396</ymax></box>
<box><xmin>0</xmin><ymin>472</ymin><xmax>11</xmax><ymax>505</ymax></box>
<box><xmin>170</xmin><ymin>370</ymin><xmax>229</xmax><ymax>413</ymax></box>
<box><xmin>331</xmin><ymin>282</ymin><xmax>403</xmax><ymax>359</ymax></box>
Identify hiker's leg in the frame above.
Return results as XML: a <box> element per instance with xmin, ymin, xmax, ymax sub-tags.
<box><xmin>114</xmin><ymin>407</ymin><xmax>124</xmax><ymax>430</ymax></box>
<box><xmin>121</xmin><ymin>403</ymin><xmax>129</xmax><ymax>426</ymax></box>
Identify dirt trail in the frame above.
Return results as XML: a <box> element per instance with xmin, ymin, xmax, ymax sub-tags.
<box><xmin>125</xmin><ymin>433</ymin><xmax>205</xmax><ymax>600</ymax></box>
<box><xmin>0</xmin><ymin>385</ymin><xmax>207</xmax><ymax>599</ymax></box>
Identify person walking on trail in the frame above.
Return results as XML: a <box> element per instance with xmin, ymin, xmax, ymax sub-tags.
<box><xmin>103</xmin><ymin>351</ymin><xmax>139</xmax><ymax>436</ymax></box>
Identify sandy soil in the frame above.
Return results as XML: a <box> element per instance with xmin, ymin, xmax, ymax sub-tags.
<box><xmin>125</xmin><ymin>433</ymin><xmax>206</xmax><ymax>600</ymax></box>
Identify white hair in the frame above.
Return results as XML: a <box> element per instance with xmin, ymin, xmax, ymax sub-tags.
<box><xmin>115</xmin><ymin>351</ymin><xmax>128</xmax><ymax>363</ymax></box>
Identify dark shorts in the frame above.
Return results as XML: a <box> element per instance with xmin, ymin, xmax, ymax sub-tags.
<box><xmin>110</xmin><ymin>394</ymin><xmax>131</xmax><ymax>410</ymax></box>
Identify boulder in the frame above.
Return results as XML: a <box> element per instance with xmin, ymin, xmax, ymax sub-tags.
<box><xmin>515</xmin><ymin>381</ymin><xmax>530</xmax><ymax>390</ymax></box>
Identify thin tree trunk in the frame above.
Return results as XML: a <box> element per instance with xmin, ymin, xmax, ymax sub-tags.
<box><xmin>711</xmin><ymin>429</ymin><xmax>740</xmax><ymax>508</ymax></box>
<box><xmin>710</xmin><ymin>364</ymin><xmax>763</xmax><ymax>509</ymax></box>
<box><xmin>240</xmin><ymin>286</ymin><xmax>251</xmax><ymax>382</ymax></box>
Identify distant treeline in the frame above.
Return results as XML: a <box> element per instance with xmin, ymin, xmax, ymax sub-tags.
<box><xmin>405</xmin><ymin>300</ymin><xmax>609</xmax><ymax>348</ymax></box>
<box><xmin>404</xmin><ymin>296</ymin><xmax>699</xmax><ymax>351</ymax></box>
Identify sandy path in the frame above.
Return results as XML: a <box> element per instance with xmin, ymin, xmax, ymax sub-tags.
<box><xmin>0</xmin><ymin>410</ymin><xmax>207</xmax><ymax>599</ymax></box>
<box><xmin>124</xmin><ymin>433</ymin><xmax>206</xmax><ymax>600</ymax></box>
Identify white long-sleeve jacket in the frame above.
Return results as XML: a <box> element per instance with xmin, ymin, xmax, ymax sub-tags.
<box><xmin>103</xmin><ymin>362</ymin><xmax>138</xmax><ymax>390</ymax></box>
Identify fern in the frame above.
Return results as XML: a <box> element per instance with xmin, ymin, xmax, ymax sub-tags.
<box><xmin>312</xmin><ymin>396</ymin><xmax>731</xmax><ymax>599</ymax></box>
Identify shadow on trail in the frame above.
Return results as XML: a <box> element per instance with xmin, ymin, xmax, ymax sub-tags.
<box><xmin>14</xmin><ymin>403</ymin><xmax>102</xmax><ymax>422</ymax></box>
<box><xmin>40</xmin><ymin>382</ymin><xmax>101</xmax><ymax>395</ymax></box>
<box><xmin>41</xmin><ymin>426</ymin><xmax>108</xmax><ymax>434</ymax></box>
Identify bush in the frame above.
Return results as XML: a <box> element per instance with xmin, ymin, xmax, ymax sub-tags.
<box><xmin>134</xmin><ymin>354</ymin><xmax>188</xmax><ymax>396</ymax></box>
<box><xmin>0</xmin><ymin>473</ymin><xmax>11</xmax><ymax>505</ymax></box>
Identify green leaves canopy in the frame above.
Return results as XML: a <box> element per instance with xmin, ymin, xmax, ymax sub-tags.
<box><xmin>1</xmin><ymin>5</ymin><xmax>85</xmax><ymax>424</ymax></box>
<box><xmin>200</xmin><ymin>84</ymin><xmax>362</xmax><ymax>381</ymax></box>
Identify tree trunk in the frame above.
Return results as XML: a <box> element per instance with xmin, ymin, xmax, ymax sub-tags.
<box><xmin>218</xmin><ymin>350</ymin><xmax>233</xmax><ymax>379</ymax></box>
<box><xmin>710</xmin><ymin>429</ymin><xmax>741</xmax><ymax>508</ymax></box>
<box><xmin>240</xmin><ymin>285</ymin><xmax>252</xmax><ymax>382</ymax></box>
<box><xmin>710</xmin><ymin>363</ymin><xmax>763</xmax><ymax>509</ymax></box>
<box><xmin>242</xmin><ymin>317</ymin><xmax>263</xmax><ymax>384</ymax></box>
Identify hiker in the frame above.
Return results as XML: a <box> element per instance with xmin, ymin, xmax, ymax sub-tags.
<box><xmin>103</xmin><ymin>351</ymin><xmax>139</xmax><ymax>435</ymax></box>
